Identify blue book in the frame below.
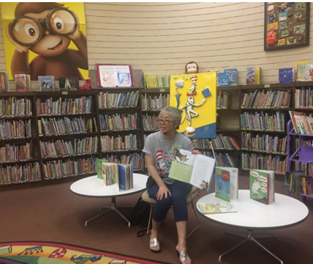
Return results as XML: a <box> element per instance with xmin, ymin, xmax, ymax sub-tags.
<box><xmin>224</xmin><ymin>69</ymin><xmax>238</xmax><ymax>86</ymax></box>
<box><xmin>218</xmin><ymin>73</ymin><xmax>229</xmax><ymax>87</ymax></box>
<box><xmin>202</xmin><ymin>87</ymin><xmax>211</xmax><ymax>97</ymax></box>
<box><xmin>118</xmin><ymin>164</ymin><xmax>133</xmax><ymax>190</ymax></box>
<box><xmin>279</xmin><ymin>68</ymin><xmax>293</xmax><ymax>83</ymax></box>
<box><xmin>215</xmin><ymin>167</ymin><xmax>231</xmax><ymax>201</ymax></box>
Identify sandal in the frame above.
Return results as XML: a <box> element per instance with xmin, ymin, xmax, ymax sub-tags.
<box><xmin>150</xmin><ymin>238</ymin><xmax>161</xmax><ymax>253</ymax></box>
<box><xmin>176</xmin><ymin>250</ymin><xmax>192</xmax><ymax>264</ymax></box>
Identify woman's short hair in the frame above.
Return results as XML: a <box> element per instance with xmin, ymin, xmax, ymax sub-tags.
<box><xmin>160</xmin><ymin>106</ymin><xmax>182</xmax><ymax>129</ymax></box>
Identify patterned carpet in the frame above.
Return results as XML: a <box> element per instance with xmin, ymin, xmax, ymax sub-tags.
<box><xmin>0</xmin><ymin>242</ymin><xmax>168</xmax><ymax>264</ymax></box>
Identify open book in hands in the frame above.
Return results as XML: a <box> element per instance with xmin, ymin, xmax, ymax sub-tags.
<box><xmin>168</xmin><ymin>148</ymin><xmax>215</xmax><ymax>191</ymax></box>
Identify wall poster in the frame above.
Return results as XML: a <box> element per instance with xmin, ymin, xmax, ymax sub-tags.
<box><xmin>264</xmin><ymin>2</ymin><xmax>310</xmax><ymax>51</ymax></box>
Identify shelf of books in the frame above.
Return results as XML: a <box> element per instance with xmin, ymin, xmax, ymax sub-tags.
<box><xmin>239</xmin><ymin>84</ymin><xmax>293</xmax><ymax>175</ymax></box>
<box><xmin>35</xmin><ymin>91</ymin><xmax>99</xmax><ymax>180</ymax></box>
<box><xmin>97</xmin><ymin>88</ymin><xmax>144</xmax><ymax>172</ymax></box>
<box><xmin>0</xmin><ymin>92</ymin><xmax>41</xmax><ymax>185</ymax></box>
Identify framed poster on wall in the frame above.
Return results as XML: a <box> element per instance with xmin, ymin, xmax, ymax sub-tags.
<box><xmin>264</xmin><ymin>2</ymin><xmax>310</xmax><ymax>51</ymax></box>
<box><xmin>96</xmin><ymin>64</ymin><xmax>134</xmax><ymax>88</ymax></box>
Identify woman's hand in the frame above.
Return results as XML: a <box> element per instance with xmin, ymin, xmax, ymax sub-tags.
<box><xmin>156</xmin><ymin>185</ymin><xmax>171</xmax><ymax>200</ymax></box>
<box><xmin>191</xmin><ymin>148</ymin><xmax>201</xmax><ymax>155</ymax></box>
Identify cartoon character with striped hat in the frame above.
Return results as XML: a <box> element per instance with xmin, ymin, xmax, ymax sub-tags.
<box><xmin>180</xmin><ymin>75</ymin><xmax>207</xmax><ymax>134</ymax></box>
<box><xmin>156</xmin><ymin>149</ymin><xmax>167</xmax><ymax>174</ymax></box>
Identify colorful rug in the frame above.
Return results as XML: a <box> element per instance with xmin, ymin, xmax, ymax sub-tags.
<box><xmin>0</xmin><ymin>242</ymin><xmax>169</xmax><ymax>264</ymax></box>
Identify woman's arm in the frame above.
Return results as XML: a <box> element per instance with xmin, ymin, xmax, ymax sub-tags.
<box><xmin>146</xmin><ymin>153</ymin><xmax>171</xmax><ymax>199</ymax></box>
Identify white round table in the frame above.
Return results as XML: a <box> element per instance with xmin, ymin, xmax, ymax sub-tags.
<box><xmin>70</xmin><ymin>173</ymin><xmax>148</xmax><ymax>227</ymax></box>
<box><xmin>197</xmin><ymin>190</ymin><xmax>309</xmax><ymax>263</ymax></box>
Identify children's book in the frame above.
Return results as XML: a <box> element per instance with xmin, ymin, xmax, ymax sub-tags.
<box><xmin>0</xmin><ymin>72</ymin><xmax>9</xmax><ymax>92</ymax></box>
<box><xmin>255</xmin><ymin>67</ymin><xmax>261</xmax><ymax>84</ymax></box>
<box><xmin>68</xmin><ymin>77</ymin><xmax>79</xmax><ymax>90</ymax></box>
<box><xmin>197</xmin><ymin>202</ymin><xmax>237</xmax><ymax>214</ymax></box>
<box><xmin>295</xmin><ymin>60</ymin><xmax>309</xmax><ymax>80</ymax></box>
<box><xmin>279</xmin><ymin>68</ymin><xmax>294</xmax><ymax>83</ymax></box>
<box><xmin>96</xmin><ymin>159</ymin><xmax>133</xmax><ymax>190</ymax></box>
<box><xmin>38</xmin><ymin>76</ymin><xmax>55</xmax><ymax>91</ymax></box>
<box><xmin>14</xmin><ymin>74</ymin><xmax>31</xmax><ymax>92</ymax></box>
<box><xmin>168</xmin><ymin>148</ymin><xmax>215</xmax><ymax>191</ymax></box>
<box><xmin>297</xmin><ymin>64</ymin><xmax>313</xmax><ymax>81</ymax></box>
<box><xmin>217</xmin><ymin>73</ymin><xmax>229</xmax><ymax>87</ymax></box>
<box><xmin>246</xmin><ymin>67</ymin><xmax>256</xmax><ymax>85</ymax></box>
<box><xmin>215</xmin><ymin>167</ymin><xmax>238</xmax><ymax>202</ymax></box>
<box><xmin>224</xmin><ymin>69</ymin><xmax>238</xmax><ymax>86</ymax></box>
<box><xmin>249</xmin><ymin>169</ymin><xmax>275</xmax><ymax>205</ymax></box>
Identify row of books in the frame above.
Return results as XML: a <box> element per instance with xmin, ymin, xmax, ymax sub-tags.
<box><xmin>98</xmin><ymin>91</ymin><xmax>139</xmax><ymax>109</ymax></box>
<box><xmin>294</xmin><ymin>163</ymin><xmax>313</xmax><ymax>177</ymax></box>
<box><xmin>38</xmin><ymin>117</ymin><xmax>97</xmax><ymax>137</ymax></box>
<box><xmin>36</xmin><ymin>96</ymin><xmax>92</xmax><ymax>116</ymax></box>
<box><xmin>141</xmin><ymin>93</ymin><xmax>169</xmax><ymax>111</ymax></box>
<box><xmin>100</xmin><ymin>134</ymin><xmax>138</xmax><ymax>152</ymax></box>
<box><xmin>99</xmin><ymin>113</ymin><xmax>138</xmax><ymax>131</ymax></box>
<box><xmin>294</xmin><ymin>88</ymin><xmax>313</xmax><ymax>109</ymax></box>
<box><xmin>42</xmin><ymin>157</ymin><xmax>96</xmax><ymax>179</ymax></box>
<box><xmin>144</xmin><ymin>74</ymin><xmax>170</xmax><ymax>89</ymax></box>
<box><xmin>0</xmin><ymin>97</ymin><xmax>32</xmax><ymax>117</ymax></box>
<box><xmin>289</xmin><ymin>111</ymin><xmax>313</xmax><ymax>135</ymax></box>
<box><xmin>217</xmin><ymin>69</ymin><xmax>238</xmax><ymax>87</ymax></box>
<box><xmin>240</xmin><ymin>111</ymin><xmax>285</xmax><ymax>132</ymax></box>
<box><xmin>103</xmin><ymin>153</ymin><xmax>144</xmax><ymax>171</ymax></box>
<box><xmin>241</xmin><ymin>132</ymin><xmax>287</xmax><ymax>154</ymax></box>
<box><xmin>241</xmin><ymin>90</ymin><xmax>291</xmax><ymax>109</ymax></box>
<box><xmin>142</xmin><ymin>114</ymin><xmax>158</xmax><ymax>131</ymax></box>
<box><xmin>40</xmin><ymin>137</ymin><xmax>98</xmax><ymax>158</ymax></box>
<box><xmin>284</xmin><ymin>172</ymin><xmax>313</xmax><ymax>196</ymax></box>
<box><xmin>96</xmin><ymin>160</ymin><xmax>133</xmax><ymax>190</ymax></box>
<box><xmin>0</xmin><ymin>142</ymin><xmax>33</xmax><ymax>163</ymax></box>
<box><xmin>0</xmin><ymin>119</ymin><xmax>32</xmax><ymax>139</ymax></box>
<box><xmin>242</xmin><ymin>152</ymin><xmax>286</xmax><ymax>174</ymax></box>
<box><xmin>191</xmin><ymin>135</ymin><xmax>240</xmax><ymax>151</ymax></box>
<box><xmin>203</xmin><ymin>151</ymin><xmax>236</xmax><ymax>167</ymax></box>
<box><xmin>216</xmin><ymin>91</ymin><xmax>229</xmax><ymax>109</ymax></box>
<box><xmin>0</xmin><ymin>162</ymin><xmax>41</xmax><ymax>185</ymax></box>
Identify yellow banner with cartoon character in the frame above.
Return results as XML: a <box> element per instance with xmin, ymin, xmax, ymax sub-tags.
<box><xmin>1</xmin><ymin>2</ymin><xmax>88</xmax><ymax>80</ymax></box>
<box><xmin>170</xmin><ymin>72</ymin><xmax>216</xmax><ymax>139</ymax></box>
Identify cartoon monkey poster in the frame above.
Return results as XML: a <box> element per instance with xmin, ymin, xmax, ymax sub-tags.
<box><xmin>170</xmin><ymin>72</ymin><xmax>216</xmax><ymax>139</ymax></box>
<box><xmin>1</xmin><ymin>2</ymin><xmax>88</xmax><ymax>80</ymax></box>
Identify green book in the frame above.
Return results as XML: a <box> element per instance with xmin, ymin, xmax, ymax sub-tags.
<box><xmin>249</xmin><ymin>169</ymin><xmax>275</xmax><ymax>205</ymax></box>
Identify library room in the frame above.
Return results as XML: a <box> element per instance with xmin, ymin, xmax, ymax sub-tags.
<box><xmin>0</xmin><ymin>2</ymin><xmax>312</xmax><ymax>264</ymax></box>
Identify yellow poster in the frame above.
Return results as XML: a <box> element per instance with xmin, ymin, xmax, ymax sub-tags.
<box><xmin>170</xmin><ymin>72</ymin><xmax>216</xmax><ymax>139</ymax></box>
<box><xmin>1</xmin><ymin>2</ymin><xmax>88</xmax><ymax>80</ymax></box>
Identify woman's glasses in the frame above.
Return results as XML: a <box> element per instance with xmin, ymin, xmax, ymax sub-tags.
<box><xmin>157</xmin><ymin>119</ymin><xmax>174</xmax><ymax>125</ymax></box>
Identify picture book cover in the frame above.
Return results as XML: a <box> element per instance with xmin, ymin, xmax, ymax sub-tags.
<box><xmin>215</xmin><ymin>167</ymin><xmax>238</xmax><ymax>202</ymax></box>
<box><xmin>0</xmin><ymin>72</ymin><xmax>9</xmax><ymax>92</ymax></box>
<box><xmin>169</xmin><ymin>147</ymin><xmax>216</xmax><ymax>191</ymax></box>
<box><xmin>279</xmin><ymin>68</ymin><xmax>294</xmax><ymax>83</ymax></box>
<box><xmin>246</xmin><ymin>67</ymin><xmax>256</xmax><ymax>85</ymax></box>
<box><xmin>118</xmin><ymin>164</ymin><xmax>133</xmax><ymax>190</ymax></box>
<box><xmin>297</xmin><ymin>64</ymin><xmax>313</xmax><ymax>81</ymax></box>
<box><xmin>217</xmin><ymin>73</ymin><xmax>229</xmax><ymax>87</ymax></box>
<box><xmin>14</xmin><ymin>74</ymin><xmax>31</xmax><ymax>92</ymax></box>
<box><xmin>38</xmin><ymin>76</ymin><xmax>55</xmax><ymax>91</ymax></box>
<box><xmin>224</xmin><ymin>68</ymin><xmax>238</xmax><ymax>86</ymax></box>
<box><xmin>68</xmin><ymin>77</ymin><xmax>79</xmax><ymax>90</ymax></box>
<box><xmin>250</xmin><ymin>169</ymin><xmax>275</xmax><ymax>205</ymax></box>
<box><xmin>197</xmin><ymin>202</ymin><xmax>237</xmax><ymax>214</ymax></box>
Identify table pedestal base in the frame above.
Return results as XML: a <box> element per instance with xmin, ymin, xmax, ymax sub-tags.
<box><xmin>218</xmin><ymin>229</ymin><xmax>283</xmax><ymax>264</ymax></box>
<box><xmin>85</xmin><ymin>197</ymin><xmax>133</xmax><ymax>227</ymax></box>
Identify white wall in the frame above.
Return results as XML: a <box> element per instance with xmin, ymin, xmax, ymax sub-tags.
<box><xmin>1</xmin><ymin>2</ymin><xmax>313</xmax><ymax>85</ymax></box>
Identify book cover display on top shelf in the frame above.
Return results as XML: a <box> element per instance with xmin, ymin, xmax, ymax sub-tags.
<box><xmin>215</xmin><ymin>167</ymin><xmax>238</xmax><ymax>202</ymax></box>
<box><xmin>217</xmin><ymin>73</ymin><xmax>229</xmax><ymax>87</ymax></box>
<box><xmin>14</xmin><ymin>74</ymin><xmax>31</xmax><ymax>92</ymax></box>
<box><xmin>224</xmin><ymin>68</ymin><xmax>238</xmax><ymax>86</ymax></box>
<box><xmin>96</xmin><ymin>64</ymin><xmax>134</xmax><ymax>88</ymax></box>
<box><xmin>197</xmin><ymin>202</ymin><xmax>237</xmax><ymax>214</ymax></box>
<box><xmin>0</xmin><ymin>72</ymin><xmax>9</xmax><ymax>92</ymax></box>
<box><xmin>279</xmin><ymin>68</ymin><xmax>294</xmax><ymax>83</ymax></box>
<box><xmin>168</xmin><ymin>147</ymin><xmax>215</xmax><ymax>191</ymax></box>
<box><xmin>246</xmin><ymin>67</ymin><xmax>260</xmax><ymax>85</ymax></box>
<box><xmin>169</xmin><ymin>72</ymin><xmax>216</xmax><ymax>139</ymax></box>
<box><xmin>38</xmin><ymin>76</ymin><xmax>55</xmax><ymax>91</ymax></box>
<box><xmin>250</xmin><ymin>169</ymin><xmax>275</xmax><ymax>205</ymax></box>
<box><xmin>297</xmin><ymin>64</ymin><xmax>313</xmax><ymax>81</ymax></box>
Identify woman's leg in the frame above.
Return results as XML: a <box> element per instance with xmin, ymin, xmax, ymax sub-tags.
<box><xmin>169</xmin><ymin>181</ymin><xmax>192</xmax><ymax>263</ymax></box>
<box><xmin>147</xmin><ymin>182</ymin><xmax>172</xmax><ymax>251</ymax></box>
